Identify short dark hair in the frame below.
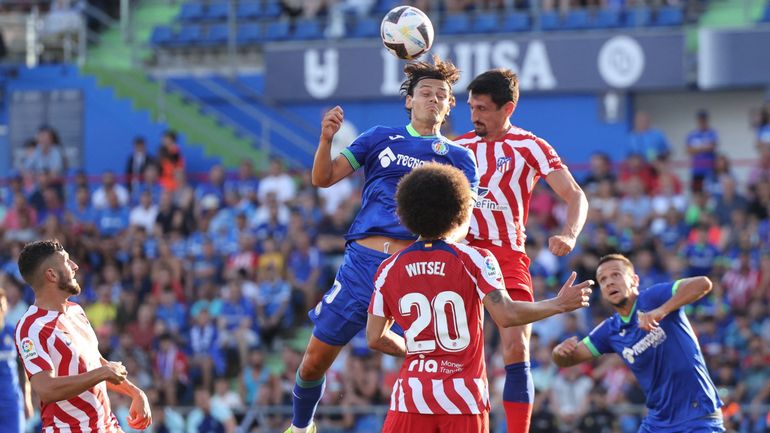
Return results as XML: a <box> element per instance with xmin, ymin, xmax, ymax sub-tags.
<box><xmin>467</xmin><ymin>69</ymin><xmax>519</xmax><ymax>109</ymax></box>
<box><xmin>163</xmin><ymin>130</ymin><xmax>177</xmax><ymax>142</ymax></box>
<box><xmin>396</xmin><ymin>162</ymin><xmax>471</xmax><ymax>239</ymax></box>
<box><xmin>597</xmin><ymin>253</ymin><xmax>634</xmax><ymax>273</ymax></box>
<box><xmin>18</xmin><ymin>240</ymin><xmax>64</xmax><ymax>287</ymax></box>
<box><xmin>400</xmin><ymin>55</ymin><xmax>460</xmax><ymax>117</ymax></box>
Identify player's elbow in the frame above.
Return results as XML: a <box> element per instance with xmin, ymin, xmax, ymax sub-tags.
<box><xmin>310</xmin><ymin>174</ymin><xmax>329</xmax><ymax>188</ymax></box>
<box><xmin>698</xmin><ymin>276</ymin><xmax>713</xmax><ymax>295</ymax></box>
<box><xmin>365</xmin><ymin>328</ymin><xmax>383</xmax><ymax>351</ymax></box>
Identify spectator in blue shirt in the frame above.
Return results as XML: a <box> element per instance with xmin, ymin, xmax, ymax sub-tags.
<box><xmin>96</xmin><ymin>190</ymin><xmax>130</xmax><ymax>237</ymax></box>
<box><xmin>686</xmin><ymin>110</ymin><xmax>719</xmax><ymax>191</ymax></box>
<box><xmin>628</xmin><ymin>111</ymin><xmax>671</xmax><ymax>163</ymax></box>
<box><xmin>286</xmin><ymin>231</ymin><xmax>321</xmax><ymax>312</ymax></box>
<box><xmin>256</xmin><ymin>264</ymin><xmax>293</xmax><ymax>349</ymax></box>
<box><xmin>680</xmin><ymin>224</ymin><xmax>721</xmax><ymax>277</ymax></box>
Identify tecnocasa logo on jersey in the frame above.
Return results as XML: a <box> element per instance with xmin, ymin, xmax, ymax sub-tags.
<box><xmin>378</xmin><ymin>146</ymin><xmax>427</xmax><ymax>169</ymax></box>
<box><xmin>622</xmin><ymin>326</ymin><xmax>667</xmax><ymax>364</ymax></box>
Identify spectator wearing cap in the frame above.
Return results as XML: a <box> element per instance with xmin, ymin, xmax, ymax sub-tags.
<box><xmin>686</xmin><ymin>110</ymin><xmax>719</xmax><ymax>192</ymax></box>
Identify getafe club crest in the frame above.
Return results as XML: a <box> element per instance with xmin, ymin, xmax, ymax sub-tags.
<box><xmin>497</xmin><ymin>156</ymin><xmax>512</xmax><ymax>173</ymax></box>
<box><xmin>432</xmin><ymin>140</ymin><xmax>449</xmax><ymax>155</ymax></box>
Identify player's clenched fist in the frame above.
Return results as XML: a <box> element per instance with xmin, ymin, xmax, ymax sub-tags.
<box><xmin>555</xmin><ymin>271</ymin><xmax>593</xmax><ymax>312</ymax></box>
<box><xmin>553</xmin><ymin>336</ymin><xmax>580</xmax><ymax>358</ymax></box>
<box><xmin>548</xmin><ymin>234</ymin><xmax>576</xmax><ymax>257</ymax></box>
<box><xmin>102</xmin><ymin>361</ymin><xmax>128</xmax><ymax>384</ymax></box>
<box><xmin>321</xmin><ymin>106</ymin><xmax>344</xmax><ymax>142</ymax></box>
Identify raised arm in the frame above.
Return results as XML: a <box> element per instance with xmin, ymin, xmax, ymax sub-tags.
<box><xmin>638</xmin><ymin>276</ymin><xmax>713</xmax><ymax>331</ymax></box>
<box><xmin>365</xmin><ymin>314</ymin><xmax>406</xmax><ymax>357</ymax></box>
<box><xmin>545</xmin><ymin>169</ymin><xmax>588</xmax><ymax>256</ymax></box>
<box><xmin>29</xmin><ymin>361</ymin><xmax>126</xmax><ymax>404</ymax></box>
<box><xmin>312</xmin><ymin>106</ymin><xmax>355</xmax><ymax>187</ymax></box>
<box><xmin>483</xmin><ymin>272</ymin><xmax>592</xmax><ymax>328</ymax></box>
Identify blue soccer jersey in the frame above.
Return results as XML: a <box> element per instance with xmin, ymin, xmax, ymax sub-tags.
<box><xmin>583</xmin><ymin>281</ymin><xmax>723</xmax><ymax>432</ymax></box>
<box><xmin>340</xmin><ymin>124</ymin><xmax>479</xmax><ymax>241</ymax></box>
<box><xmin>0</xmin><ymin>324</ymin><xmax>24</xmax><ymax>433</ymax></box>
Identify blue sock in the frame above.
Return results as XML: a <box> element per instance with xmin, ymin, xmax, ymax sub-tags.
<box><xmin>292</xmin><ymin>372</ymin><xmax>326</xmax><ymax>429</ymax></box>
<box><xmin>503</xmin><ymin>361</ymin><xmax>534</xmax><ymax>403</ymax></box>
<box><xmin>502</xmin><ymin>362</ymin><xmax>534</xmax><ymax>433</ymax></box>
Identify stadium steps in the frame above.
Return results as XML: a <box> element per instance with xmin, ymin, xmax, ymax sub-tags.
<box><xmin>83</xmin><ymin>66</ymin><xmax>264</xmax><ymax>169</ymax></box>
<box><xmin>83</xmin><ymin>0</ymin><xmax>265</xmax><ymax>169</ymax></box>
<box><xmin>166</xmin><ymin>75</ymin><xmax>318</xmax><ymax>167</ymax></box>
<box><xmin>87</xmin><ymin>0</ymin><xmax>180</xmax><ymax>69</ymax></box>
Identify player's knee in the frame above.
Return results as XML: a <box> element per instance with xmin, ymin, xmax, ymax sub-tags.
<box><xmin>297</xmin><ymin>358</ymin><xmax>327</xmax><ymax>382</ymax></box>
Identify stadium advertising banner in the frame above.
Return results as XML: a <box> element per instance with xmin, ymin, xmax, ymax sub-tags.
<box><xmin>264</xmin><ymin>32</ymin><xmax>686</xmax><ymax>101</ymax></box>
<box><xmin>698</xmin><ymin>28</ymin><xmax>770</xmax><ymax>89</ymax></box>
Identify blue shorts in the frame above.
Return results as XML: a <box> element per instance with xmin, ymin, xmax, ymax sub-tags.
<box><xmin>639</xmin><ymin>414</ymin><xmax>725</xmax><ymax>433</ymax></box>
<box><xmin>309</xmin><ymin>241</ymin><xmax>401</xmax><ymax>346</ymax></box>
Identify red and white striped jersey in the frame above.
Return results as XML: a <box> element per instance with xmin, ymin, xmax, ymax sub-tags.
<box><xmin>455</xmin><ymin>126</ymin><xmax>565</xmax><ymax>252</ymax></box>
<box><xmin>15</xmin><ymin>302</ymin><xmax>121</xmax><ymax>433</ymax></box>
<box><xmin>369</xmin><ymin>240</ymin><xmax>504</xmax><ymax>415</ymax></box>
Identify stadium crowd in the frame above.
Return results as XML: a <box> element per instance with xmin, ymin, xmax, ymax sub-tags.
<box><xmin>1</xmin><ymin>105</ymin><xmax>770</xmax><ymax>433</ymax></box>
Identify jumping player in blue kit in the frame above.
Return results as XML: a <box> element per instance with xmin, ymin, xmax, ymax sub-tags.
<box><xmin>284</xmin><ymin>57</ymin><xmax>479</xmax><ymax>433</ymax></box>
<box><xmin>0</xmin><ymin>287</ymin><xmax>33</xmax><ymax>433</ymax></box>
<box><xmin>552</xmin><ymin>253</ymin><xmax>725</xmax><ymax>433</ymax></box>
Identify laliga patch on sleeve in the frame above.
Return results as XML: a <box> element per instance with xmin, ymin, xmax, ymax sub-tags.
<box><xmin>484</xmin><ymin>256</ymin><xmax>501</xmax><ymax>279</ymax></box>
<box><xmin>20</xmin><ymin>337</ymin><xmax>39</xmax><ymax>360</ymax></box>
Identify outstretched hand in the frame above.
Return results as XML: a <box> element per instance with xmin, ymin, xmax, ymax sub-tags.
<box><xmin>555</xmin><ymin>271</ymin><xmax>593</xmax><ymax>312</ymax></box>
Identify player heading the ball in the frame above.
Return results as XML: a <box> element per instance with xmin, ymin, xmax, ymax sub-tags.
<box><xmin>285</xmin><ymin>56</ymin><xmax>479</xmax><ymax>433</ymax></box>
<box><xmin>367</xmin><ymin>162</ymin><xmax>593</xmax><ymax>433</ymax></box>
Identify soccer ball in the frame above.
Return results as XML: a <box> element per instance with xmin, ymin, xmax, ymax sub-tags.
<box><xmin>380</xmin><ymin>6</ymin><xmax>434</xmax><ymax>60</ymax></box>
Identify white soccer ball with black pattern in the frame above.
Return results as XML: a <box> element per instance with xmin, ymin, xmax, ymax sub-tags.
<box><xmin>380</xmin><ymin>6</ymin><xmax>434</xmax><ymax>60</ymax></box>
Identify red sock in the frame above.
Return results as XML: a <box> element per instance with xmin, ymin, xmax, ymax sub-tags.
<box><xmin>503</xmin><ymin>401</ymin><xmax>533</xmax><ymax>433</ymax></box>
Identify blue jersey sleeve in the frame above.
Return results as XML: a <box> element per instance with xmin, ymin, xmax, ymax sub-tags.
<box><xmin>641</xmin><ymin>280</ymin><xmax>681</xmax><ymax>310</ymax></box>
<box><xmin>340</xmin><ymin>126</ymin><xmax>380</xmax><ymax>171</ymax></box>
<box><xmin>582</xmin><ymin>319</ymin><xmax>613</xmax><ymax>357</ymax></box>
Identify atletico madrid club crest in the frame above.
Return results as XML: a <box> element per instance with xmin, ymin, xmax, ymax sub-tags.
<box><xmin>496</xmin><ymin>156</ymin><xmax>512</xmax><ymax>173</ymax></box>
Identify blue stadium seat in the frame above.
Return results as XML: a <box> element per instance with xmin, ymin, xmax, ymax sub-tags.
<box><xmin>237</xmin><ymin>2</ymin><xmax>261</xmax><ymax>20</ymax></box>
<box><xmin>762</xmin><ymin>4</ymin><xmax>770</xmax><ymax>22</ymax></box>
<box><xmin>176</xmin><ymin>24</ymin><xmax>204</xmax><ymax>46</ymax></box>
<box><xmin>594</xmin><ymin>8</ymin><xmax>622</xmax><ymax>28</ymax></box>
<box><xmin>262</xmin><ymin>1</ymin><xmax>282</xmax><ymax>18</ymax></box>
<box><xmin>625</xmin><ymin>6</ymin><xmax>652</xmax><ymax>27</ymax></box>
<box><xmin>206</xmin><ymin>2</ymin><xmax>229</xmax><ymax>21</ymax></box>
<box><xmin>654</xmin><ymin>6</ymin><xmax>684</xmax><ymax>26</ymax></box>
<box><xmin>265</xmin><ymin>21</ymin><xmax>290</xmax><ymax>41</ymax></box>
<box><xmin>501</xmin><ymin>11</ymin><xmax>530</xmax><ymax>32</ymax></box>
<box><xmin>237</xmin><ymin>23</ymin><xmax>262</xmax><ymax>44</ymax></box>
<box><xmin>563</xmin><ymin>9</ymin><xmax>589</xmax><ymax>29</ymax></box>
<box><xmin>473</xmin><ymin>12</ymin><xmax>499</xmax><ymax>33</ymax></box>
<box><xmin>539</xmin><ymin>11</ymin><xmax>560</xmax><ymax>30</ymax></box>
<box><xmin>203</xmin><ymin>24</ymin><xmax>229</xmax><ymax>45</ymax></box>
<box><xmin>150</xmin><ymin>25</ymin><xmax>174</xmax><ymax>46</ymax></box>
<box><xmin>374</xmin><ymin>0</ymin><xmax>400</xmax><ymax>14</ymax></box>
<box><xmin>178</xmin><ymin>2</ymin><xmax>204</xmax><ymax>22</ymax></box>
<box><xmin>292</xmin><ymin>19</ymin><xmax>323</xmax><ymax>40</ymax></box>
<box><xmin>352</xmin><ymin>16</ymin><xmax>380</xmax><ymax>38</ymax></box>
<box><xmin>442</xmin><ymin>14</ymin><xmax>470</xmax><ymax>35</ymax></box>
